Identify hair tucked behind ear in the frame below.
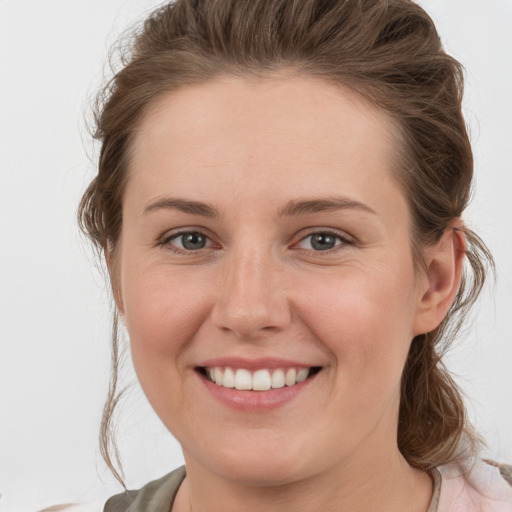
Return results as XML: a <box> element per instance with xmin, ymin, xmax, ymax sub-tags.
<box><xmin>79</xmin><ymin>0</ymin><xmax>494</xmax><ymax>484</ymax></box>
<box><xmin>399</xmin><ymin>231</ymin><xmax>493</xmax><ymax>469</ymax></box>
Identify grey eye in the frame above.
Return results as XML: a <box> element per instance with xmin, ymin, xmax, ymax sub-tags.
<box><xmin>296</xmin><ymin>232</ymin><xmax>347</xmax><ymax>251</ymax></box>
<box><xmin>174</xmin><ymin>232</ymin><xmax>210</xmax><ymax>250</ymax></box>
<box><xmin>310</xmin><ymin>233</ymin><xmax>337</xmax><ymax>251</ymax></box>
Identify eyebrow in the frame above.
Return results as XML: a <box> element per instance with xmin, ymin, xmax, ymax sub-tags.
<box><xmin>277</xmin><ymin>197</ymin><xmax>377</xmax><ymax>217</ymax></box>
<box><xmin>143</xmin><ymin>197</ymin><xmax>219</xmax><ymax>217</ymax></box>
<box><xmin>143</xmin><ymin>195</ymin><xmax>376</xmax><ymax>218</ymax></box>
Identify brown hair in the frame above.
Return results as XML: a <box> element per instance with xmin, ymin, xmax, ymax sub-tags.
<box><xmin>79</xmin><ymin>0</ymin><xmax>494</xmax><ymax>484</ymax></box>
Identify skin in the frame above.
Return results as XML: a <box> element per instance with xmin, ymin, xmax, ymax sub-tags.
<box><xmin>114</xmin><ymin>75</ymin><xmax>465</xmax><ymax>512</ymax></box>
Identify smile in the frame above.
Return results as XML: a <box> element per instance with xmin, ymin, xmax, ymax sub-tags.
<box><xmin>199</xmin><ymin>366</ymin><xmax>322</xmax><ymax>391</ymax></box>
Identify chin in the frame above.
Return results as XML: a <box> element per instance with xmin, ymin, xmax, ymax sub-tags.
<box><xmin>191</xmin><ymin>435</ymin><xmax>321</xmax><ymax>487</ymax></box>
<box><xmin>216</xmin><ymin>459</ymin><xmax>308</xmax><ymax>487</ymax></box>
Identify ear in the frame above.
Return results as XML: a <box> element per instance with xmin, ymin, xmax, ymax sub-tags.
<box><xmin>412</xmin><ymin>220</ymin><xmax>466</xmax><ymax>336</ymax></box>
<box><xmin>104</xmin><ymin>244</ymin><xmax>125</xmax><ymax>316</ymax></box>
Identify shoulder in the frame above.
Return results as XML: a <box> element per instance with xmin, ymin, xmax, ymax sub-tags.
<box><xmin>36</xmin><ymin>501</ymin><xmax>106</xmax><ymax>512</ymax></box>
<box><xmin>437</xmin><ymin>458</ymin><xmax>512</xmax><ymax>511</ymax></box>
<box><xmin>484</xmin><ymin>460</ymin><xmax>512</xmax><ymax>488</ymax></box>
<box><xmin>103</xmin><ymin>466</ymin><xmax>186</xmax><ymax>512</ymax></box>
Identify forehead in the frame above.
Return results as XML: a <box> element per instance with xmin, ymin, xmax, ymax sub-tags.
<box><xmin>127</xmin><ymin>75</ymin><xmax>404</xmax><ymax>216</ymax></box>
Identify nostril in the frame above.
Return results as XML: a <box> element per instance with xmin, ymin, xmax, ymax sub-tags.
<box><xmin>211</xmin><ymin>277</ymin><xmax>291</xmax><ymax>337</ymax></box>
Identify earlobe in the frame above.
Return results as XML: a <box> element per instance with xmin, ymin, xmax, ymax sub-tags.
<box><xmin>413</xmin><ymin>220</ymin><xmax>466</xmax><ymax>336</ymax></box>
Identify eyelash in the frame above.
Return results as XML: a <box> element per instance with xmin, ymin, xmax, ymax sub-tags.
<box><xmin>293</xmin><ymin>230</ymin><xmax>353</xmax><ymax>253</ymax></box>
<box><xmin>158</xmin><ymin>230</ymin><xmax>215</xmax><ymax>253</ymax></box>
<box><xmin>158</xmin><ymin>229</ymin><xmax>353</xmax><ymax>254</ymax></box>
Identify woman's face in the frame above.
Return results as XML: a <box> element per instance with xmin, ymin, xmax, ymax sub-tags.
<box><xmin>117</xmin><ymin>75</ymin><xmax>429</xmax><ymax>484</ymax></box>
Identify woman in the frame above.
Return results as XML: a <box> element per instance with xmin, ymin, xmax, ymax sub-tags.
<box><xmin>76</xmin><ymin>0</ymin><xmax>512</xmax><ymax>510</ymax></box>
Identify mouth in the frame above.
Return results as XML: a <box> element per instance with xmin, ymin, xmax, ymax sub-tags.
<box><xmin>196</xmin><ymin>366</ymin><xmax>322</xmax><ymax>391</ymax></box>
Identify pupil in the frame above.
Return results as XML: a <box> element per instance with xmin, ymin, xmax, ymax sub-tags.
<box><xmin>311</xmin><ymin>233</ymin><xmax>335</xmax><ymax>250</ymax></box>
<box><xmin>182</xmin><ymin>232</ymin><xmax>206</xmax><ymax>250</ymax></box>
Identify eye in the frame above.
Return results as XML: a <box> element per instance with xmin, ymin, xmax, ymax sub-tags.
<box><xmin>296</xmin><ymin>231</ymin><xmax>349</xmax><ymax>251</ymax></box>
<box><xmin>165</xmin><ymin>231</ymin><xmax>213</xmax><ymax>251</ymax></box>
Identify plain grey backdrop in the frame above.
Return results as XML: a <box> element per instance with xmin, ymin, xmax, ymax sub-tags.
<box><xmin>1</xmin><ymin>1</ymin><xmax>511</xmax><ymax>511</ymax></box>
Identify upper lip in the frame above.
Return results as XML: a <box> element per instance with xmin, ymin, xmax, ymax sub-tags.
<box><xmin>197</xmin><ymin>357</ymin><xmax>319</xmax><ymax>370</ymax></box>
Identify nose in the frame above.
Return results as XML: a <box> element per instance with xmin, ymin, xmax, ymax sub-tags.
<box><xmin>211</xmin><ymin>245</ymin><xmax>291</xmax><ymax>339</ymax></box>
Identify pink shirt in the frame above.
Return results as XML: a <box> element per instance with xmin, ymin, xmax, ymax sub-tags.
<box><xmin>435</xmin><ymin>459</ymin><xmax>512</xmax><ymax>511</ymax></box>
<box><xmin>37</xmin><ymin>459</ymin><xmax>512</xmax><ymax>511</ymax></box>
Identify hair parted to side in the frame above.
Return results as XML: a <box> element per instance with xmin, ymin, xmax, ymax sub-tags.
<box><xmin>79</xmin><ymin>0</ymin><xmax>494</xmax><ymax>485</ymax></box>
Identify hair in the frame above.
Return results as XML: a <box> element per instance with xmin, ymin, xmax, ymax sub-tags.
<box><xmin>79</xmin><ymin>0</ymin><xmax>494</xmax><ymax>485</ymax></box>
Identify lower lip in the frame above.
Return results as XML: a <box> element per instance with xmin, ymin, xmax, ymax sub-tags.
<box><xmin>198</xmin><ymin>372</ymin><xmax>319</xmax><ymax>411</ymax></box>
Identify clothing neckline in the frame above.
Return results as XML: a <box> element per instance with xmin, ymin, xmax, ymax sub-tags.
<box><xmin>427</xmin><ymin>468</ymin><xmax>442</xmax><ymax>512</ymax></box>
<box><xmin>167</xmin><ymin>467</ymin><xmax>443</xmax><ymax>512</ymax></box>
<box><xmin>105</xmin><ymin>465</ymin><xmax>443</xmax><ymax>512</ymax></box>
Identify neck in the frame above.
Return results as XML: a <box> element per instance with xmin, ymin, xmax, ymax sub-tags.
<box><xmin>173</xmin><ymin>442</ymin><xmax>433</xmax><ymax>512</ymax></box>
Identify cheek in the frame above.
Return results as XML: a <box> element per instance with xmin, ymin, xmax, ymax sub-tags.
<box><xmin>121</xmin><ymin>265</ymin><xmax>212</xmax><ymax>365</ymax></box>
<box><xmin>299</xmin><ymin>263</ymin><xmax>416</xmax><ymax>334</ymax></box>
<box><xmin>120</xmin><ymin>264</ymin><xmax>217</xmax><ymax>422</ymax></box>
<box><xmin>295</xmin><ymin>263</ymin><xmax>417</xmax><ymax>388</ymax></box>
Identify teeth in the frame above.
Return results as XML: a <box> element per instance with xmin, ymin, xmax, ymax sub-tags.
<box><xmin>223</xmin><ymin>367</ymin><xmax>235</xmax><ymax>388</ymax></box>
<box><xmin>285</xmin><ymin>368</ymin><xmax>297</xmax><ymax>386</ymax></box>
<box><xmin>271</xmin><ymin>369</ymin><xmax>285</xmax><ymax>388</ymax></box>
<box><xmin>296</xmin><ymin>368</ymin><xmax>309</xmax><ymax>383</ymax></box>
<box><xmin>214</xmin><ymin>367</ymin><xmax>223</xmax><ymax>386</ymax></box>
<box><xmin>204</xmin><ymin>367</ymin><xmax>313</xmax><ymax>391</ymax></box>
<box><xmin>234</xmin><ymin>369</ymin><xmax>252</xmax><ymax>390</ymax></box>
<box><xmin>253</xmin><ymin>370</ymin><xmax>271</xmax><ymax>391</ymax></box>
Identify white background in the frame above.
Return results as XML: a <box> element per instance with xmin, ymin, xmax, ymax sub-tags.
<box><xmin>0</xmin><ymin>1</ymin><xmax>511</xmax><ymax>511</ymax></box>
